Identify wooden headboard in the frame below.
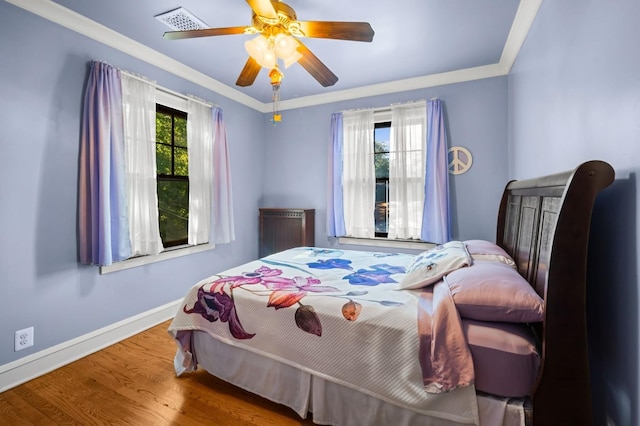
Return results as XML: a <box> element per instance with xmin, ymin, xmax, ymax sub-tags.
<box><xmin>495</xmin><ymin>160</ymin><xmax>614</xmax><ymax>426</ymax></box>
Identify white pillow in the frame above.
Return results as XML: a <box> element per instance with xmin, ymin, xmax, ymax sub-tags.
<box><xmin>464</xmin><ymin>239</ymin><xmax>517</xmax><ymax>268</ymax></box>
<box><xmin>398</xmin><ymin>241</ymin><xmax>472</xmax><ymax>290</ymax></box>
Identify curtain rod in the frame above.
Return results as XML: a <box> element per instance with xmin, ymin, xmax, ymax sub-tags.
<box><xmin>340</xmin><ymin>106</ymin><xmax>390</xmax><ymax>114</ymax></box>
<box><xmin>119</xmin><ymin>69</ymin><xmax>215</xmax><ymax>109</ymax></box>
<box><xmin>340</xmin><ymin>99</ymin><xmax>431</xmax><ymax>114</ymax></box>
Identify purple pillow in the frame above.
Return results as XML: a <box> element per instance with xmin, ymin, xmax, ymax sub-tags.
<box><xmin>444</xmin><ymin>260</ymin><xmax>543</xmax><ymax>322</ymax></box>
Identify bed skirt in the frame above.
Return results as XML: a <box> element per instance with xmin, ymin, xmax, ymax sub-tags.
<box><xmin>191</xmin><ymin>330</ymin><xmax>526</xmax><ymax>426</ymax></box>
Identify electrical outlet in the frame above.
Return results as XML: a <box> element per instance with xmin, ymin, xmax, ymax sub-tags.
<box><xmin>14</xmin><ymin>327</ymin><xmax>34</xmax><ymax>351</ymax></box>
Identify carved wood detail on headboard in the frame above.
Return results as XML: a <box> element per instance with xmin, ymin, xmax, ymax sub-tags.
<box><xmin>495</xmin><ymin>160</ymin><xmax>614</xmax><ymax>426</ymax></box>
<box><xmin>502</xmin><ymin>193</ymin><xmax>562</xmax><ymax>297</ymax></box>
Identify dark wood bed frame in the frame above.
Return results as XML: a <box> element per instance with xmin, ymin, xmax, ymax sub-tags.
<box><xmin>496</xmin><ymin>160</ymin><xmax>614</xmax><ymax>426</ymax></box>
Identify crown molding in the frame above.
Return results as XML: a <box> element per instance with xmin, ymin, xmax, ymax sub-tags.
<box><xmin>6</xmin><ymin>0</ymin><xmax>540</xmax><ymax>113</ymax></box>
<box><xmin>499</xmin><ymin>0</ymin><xmax>543</xmax><ymax>73</ymax></box>
<box><xmin>276</xmin><ymin>63</ymin><xmax>508</xmax><ymax>111</ymax></box>
<box><xmin>277</xmin><ymin>0</ymin><xmax>541</xmax><ymax>111</ymax></box>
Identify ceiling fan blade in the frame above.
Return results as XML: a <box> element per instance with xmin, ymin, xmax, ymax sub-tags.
<box><xmin>296</xmin><ymin>42</ymin><xmax>338</xmax><ymax>87</ymax></box>
<box><xmin>163</xmin><ymin>26</ymin><xmax>247</xmax><ymax>40</ymax></box>
<box><xmin>236</xmin><ymin>57</ymin><xmax>262</xmax><ymax>87</ymax></box>
<box><xmin>245</xmin><ymin>0</ymin><xmax>278</xmax><ymax>21</ymax></box>
<box><xmin>296</xmin><ymin>21</ymin><xmax>374</xmax><ymax>42</ymax></box>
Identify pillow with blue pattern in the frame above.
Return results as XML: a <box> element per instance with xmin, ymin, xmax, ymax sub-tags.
<box><xmin>397</xmin><ymin>241</ymin><xmax>472</xmax><ymax>290</ymax></box>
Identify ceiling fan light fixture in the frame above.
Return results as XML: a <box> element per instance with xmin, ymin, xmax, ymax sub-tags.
<box><xmin>283</xmin><ymin>51</ymin><xmax>302</xmax><ymax>68</ymax></box>
<box><xmin>274</xmin><ymin>33</ymin><xmax>297</xmax><ymax>59</ymax></box>
<box><xmin>163</xmin><ymin>0</ymin><xmax>373</xmax><ymax>89</ymax></box>
<box><xmin>245</xmin><ymin>35</ymin><xmax>276</xmax><ymax>69</ymax></box>
<box><xmin>261</xmin><ymin>49</ymin><xmax>277</xmax><ymax>69</ymax></box>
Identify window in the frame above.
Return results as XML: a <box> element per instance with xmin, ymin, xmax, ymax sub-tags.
<box><xmin>156</xmin><ymin>104</ymin><xmax>189</xmax><ymax>247</ymax></box>
<box><xmin>374</xmin><ymin>121</ymin><xmax>390</xmax><ymax>237</ymax></box>
<box><xmin>329</xmin><ymin>101</ymin><xmax>450</xmax><ymax>246</ymax></box>
<box><xmin>80</xmin><ymin>62</ymin><xmax>235</xmax><ymax>272</ymax></box>
<box><xmin>341</xmin><ymin>107</ymin><xmax>425</xmax><ymax>240</ymax></box>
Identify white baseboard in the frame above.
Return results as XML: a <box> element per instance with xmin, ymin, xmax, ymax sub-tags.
<box><xmin>0</xmin><ymin>299</ymin><xmax>182</xmax><ymax>393</ymax></box>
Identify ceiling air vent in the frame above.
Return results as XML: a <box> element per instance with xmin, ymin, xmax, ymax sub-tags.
<box><xmin>155</xmin><ymin>7</ymin><xmax>208</xmax><ymax>31</ymax></box>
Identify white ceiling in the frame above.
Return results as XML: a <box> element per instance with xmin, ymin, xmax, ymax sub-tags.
<box><xmin>11</xmin><ymin>0</ymin><xmax>541</xmax><ymax>110</ymax></box>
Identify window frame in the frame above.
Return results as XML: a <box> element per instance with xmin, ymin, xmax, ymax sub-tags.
<box><xmin>156</xmin><ymin>103</ymin><xmax>189</xmax><ymax>248</ymax></box>
<box><xmin>374</xmin><ymin>121</ymin><xmax>391</xmax><ymax>238</ymax></box>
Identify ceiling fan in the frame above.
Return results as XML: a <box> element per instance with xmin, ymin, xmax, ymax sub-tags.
<box><xmin>163</xmin><ymin>0</ymin><xmax>375</xmax><ymax>88</ymax></box>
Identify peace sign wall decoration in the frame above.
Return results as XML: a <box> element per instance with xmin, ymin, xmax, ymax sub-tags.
<box><xmin>448</xmin><ymin>146</ymin><xmax>473</xmax><ymax>175</ymax></box>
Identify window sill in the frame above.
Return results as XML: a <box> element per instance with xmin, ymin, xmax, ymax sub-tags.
<box><xmin>338</xmin><ymin>237</ymin><xmax>435</xmax><ymax>251</ymax></box>
<box><xmin>99</xmin><ymin>243</ymin><xmax>215</xmax><ymax>274</ymax></box>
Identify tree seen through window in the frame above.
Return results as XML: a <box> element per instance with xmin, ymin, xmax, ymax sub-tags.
<box><xmin>156</xmin><ymin>104</ymin><xmax>189</xmax><ymax>247</ymax></box>
<box><xmin>374</xmin><ymin>122</ymin><xmax>390</xmax><ymax>237</ymax></box>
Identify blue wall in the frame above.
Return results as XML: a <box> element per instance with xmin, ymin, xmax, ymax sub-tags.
<box><xmin>508</xmin><ymin>0</ymin><xmax>640</xmax><ymax>424</ymax></box>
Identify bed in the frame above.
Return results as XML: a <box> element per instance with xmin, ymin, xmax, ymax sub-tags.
<box><xmin>168</xmin><ymin>160</ymin><xmax>614</xmax><ymax>426</ymax></box>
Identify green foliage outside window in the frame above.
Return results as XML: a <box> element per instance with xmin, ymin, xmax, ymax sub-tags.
<box><xmin>374</xmin><ymin>123</ymin><xmax>390</xmax><ymax>235</ymax></box>
<box><xmin>157</xmin><ymin>179</ymin><xmax>189</xmax><ymax>245</ymax></box>
<box><xmin>156</xmin><ymin>106</ymin><xmax>189</xmax><ymax>247</ymax></box>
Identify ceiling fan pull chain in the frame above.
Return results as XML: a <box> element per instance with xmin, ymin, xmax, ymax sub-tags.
<box><xmin>269</xmin><ymin>67</ymin><xmax>284</xmax><ymax>124</ymax></box>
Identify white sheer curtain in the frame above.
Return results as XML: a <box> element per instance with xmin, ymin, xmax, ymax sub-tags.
<box><xmin>388</xmin><ymin>101</ymin><xmax>427</xmax><ymax>239</ymax></box>
<box><xmin>342</xmin><ymin>110</ymin><xmax>376</xmax><ymax>238</ymax></box>
<box><xmin>187</xmin><ymin>98</ymin><xmax>214</xmax><ymax>245</ymax></box>
<box><xmin>121</xmin><ymin>74</ymin><xmax>164</xmax><ymax>256</ymax></box>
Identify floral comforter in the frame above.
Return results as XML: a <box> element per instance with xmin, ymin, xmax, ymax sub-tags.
<box><xmin>168</xmin><ymin>247</ymin><xmax>478</xmax><ymax>424</ymax></box>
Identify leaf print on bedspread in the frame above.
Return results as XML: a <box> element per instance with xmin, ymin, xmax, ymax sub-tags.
<box><xmin>343</xmin><ymin>264</ymin><xmax>406</xmax><ymax>286</ymax></box>
<box><xmin>295</xmin><ymin>304</ymin><xmax>322</xmax><ymax>336</ymax></box>
<box><xmin>341</xmin><ymin>300</ymin><xmax>362</xmax><ymax>321</ymax></box>
<box><xmin>305</xmin><ymin>248</ymin><xmax>344</xmax><ymax>257</ymax></box>
<box><xmin>339</xmin><ymin>291</ymin><xmax>404</xmax><ymax>319</ymax></box>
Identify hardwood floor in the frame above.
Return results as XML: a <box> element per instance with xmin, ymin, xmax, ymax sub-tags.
<box><xmin>0</xmin><ymin>321</ymin><xmax>315</xmax><ymax>425</ymax></box>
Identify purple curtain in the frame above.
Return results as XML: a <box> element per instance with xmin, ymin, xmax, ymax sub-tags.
<box><xmin>78</xmin><ymin>61</ymin><xmax>131</xmax><ymax>266</ymax></box>
<box><xmin>327</xmin><ymin>112</ymin><xmax>346</xmax><ymax>237</ymax></box>
<box><xmin>211</xmin><ymin>107</ymin><xmax>235</xmax><ymax>244</ymax></box>
<box><xmin>421</xmin><ymin>99</ymin><xmax>452</xmax><ymax>243</ymax></box>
